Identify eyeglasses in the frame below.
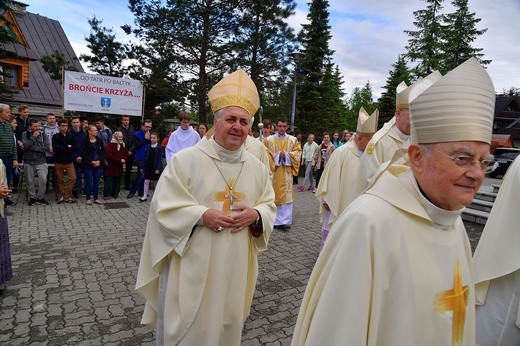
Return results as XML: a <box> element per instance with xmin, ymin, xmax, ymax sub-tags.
<box><xmin>60</xmin><ymin>124</ymin><xmax>69</xmax><ymax>127</ymax></box>
<box><xmin>426</xmin><ymin>146</ymin><xmax>498</xmax><ymax>173</ymax></box>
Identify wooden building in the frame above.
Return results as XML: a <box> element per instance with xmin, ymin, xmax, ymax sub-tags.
<box><xmin>0</xmin><ymin>1</ymin><xmax>83</xmax><ymax>116</ymax></box>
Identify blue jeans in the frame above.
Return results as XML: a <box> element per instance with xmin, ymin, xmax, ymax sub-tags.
<box><xmin>83</xmin><ymin>166</ymin><xmax>102</xmax><ymax>200</ymax></box>
<box><xmin>129</xmin><ymin>160</ymin><xmax>144</xmax><ymax>196</ymax></box>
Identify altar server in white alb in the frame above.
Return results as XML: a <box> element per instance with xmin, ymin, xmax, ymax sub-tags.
<box><xmin>315</xmin><ymin>107</ymin><xmax>378</xmax><ymax>249</ymax></box>
<box><xmin>474</xmin><ymin>156</ymin><xmax>520</xmax><ymax>345</ymax></box>
<box><xmin>135</xmin><ymin>69</ymin><xmax>276</xmax><ymax>345</ymax></box>
<box><xmin>292</xmin><ymin>58</ymin><xmax>497</xmax><ymax>346</ymax></box>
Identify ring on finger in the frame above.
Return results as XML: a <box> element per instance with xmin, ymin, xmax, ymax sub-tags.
<box><xmin>217</xmin><ymin>226</ymin><xmax>223</xmax><ymax>232</ymax></box>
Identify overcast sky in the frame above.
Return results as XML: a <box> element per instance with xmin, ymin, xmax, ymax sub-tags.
<box><xmin>27</xmin><ymin>0</ymin><xmax>520</xmax><ymax>98</ymax></box>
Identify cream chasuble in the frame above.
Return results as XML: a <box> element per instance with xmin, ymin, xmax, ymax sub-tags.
<box><xmin>474</xmin><ymin>156</ymin><xmax>520</xmax><ymax>345</ymax></box>
<box><xmin>135</xmin><ymin>138</ymin><xmax>275</xmax><ymax>345</ymax></box>
<box><xmin>244</xmin><ymin>135</ymin><xmax>272</xmax><ymax>181</ymax></box>
<box><xmin>359</xmin><ymin>116</ymin><xmax>409</xmax><ymax>189</ymax></box>
<box><xmin>263</xmin><ymin>133</ymin><xmax>302</xmax><ymax>205</ymax></box>
<box><xmin>315</xmin><ymin>138</ymin><xmax>364</xmax><ymax>228</ymax></box>
<box><xmin>292</xmin><ymin>167</ymin><xmax>475</xmax><ymax>346</ymax></box>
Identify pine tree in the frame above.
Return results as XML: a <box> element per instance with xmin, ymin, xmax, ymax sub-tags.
<box><xmin>297</xmin><ymin>0</ymin><xmax>335</xmax><ymax>135</ymax></box>
<box><xmin>80</xmin><ymin>16</ymin><xmax>128</xmax><ymax>78</ymax></box>
<box><xmin>404</xmin><ymin>0</ymin><xmax>445</xmax><ymax>76</ymax></box>
<box><xmin>40</xmin><ymin>51</ymin><xmax>79</xmax><ymax>82</ymax></box>
<box><xmin>318</xmin><ymin>64</ymin><xmax>348</xmax><ymax>135</ymax></box>
<box><xmin>235</xmin><ymin>0</ymin><xmax>296</xmax><ymax>96</ymax></box>
<box><xmin>442</xmin><ymin>0</ymin><xmax>490</xmax><ymax>72</ymax></box>
<box><xmin>347</xmin><ymin>82</ymin><xmax>376</xmax><ymax>130</ymax></box>
<box><xmin>377</xmin><ymin>55</ymin><xmax>413</xmax><ymax>125</ymax></box>
<box><xmin>127</xmin><ymin>0</ymin><xmax>244</xmax><ymax>123</ymax></box>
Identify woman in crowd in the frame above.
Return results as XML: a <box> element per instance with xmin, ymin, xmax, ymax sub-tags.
<box><xmin>80</xmin><ymin>125</ymin><xmax>105</xmax><ymax>205</ymax></box>
<box><xmin>140</xmin><ymin>132</ymin><xmax>163</xmax><ymax>202</ymax></box>
<box><xmin>104</xmin><ymin>131</ymin><xmax>128</xmax><ymax>199</ymax></box>
<box><xmin>313</xmin><ymin>132</ymin><xmax>334</xmax><ymax>191</ymax></box>
<box><xmin>198</xmin><ymin>123</ymin><xmax>208</xmax><ymax>138</ymax></box>
<box><xmin>0</xmin><ymin>159</ymin><xmax>12</xmax><ymax>292</ymax></box>
<box><xmin>331</xmin><ymin>131</ymin><xmax>342</xmax><ymax>148</ymax></box>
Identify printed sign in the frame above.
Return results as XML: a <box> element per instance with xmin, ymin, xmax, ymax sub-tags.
<box><xmin>63</xmin><ymin>71</ymin><xmax>143</xmax><ymax>116</ymax></box>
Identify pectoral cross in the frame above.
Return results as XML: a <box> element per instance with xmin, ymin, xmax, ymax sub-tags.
<box><xmin>225</xmin><ymin>189</ymin><xmax>237</xmax><ymax>206</ymax></box>
<box><xmin>214</xmin><ymin>179</ymin><xmax>245</xmax><ymax>215</ymax></box>
<box><xmin>434</xmin><ymin>260</ymin><xmax>469</xmax><ymax>346</ymax></box>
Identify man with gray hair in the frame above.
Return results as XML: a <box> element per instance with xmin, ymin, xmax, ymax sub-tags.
<box><xmin>292</xmin><ymin>58</ymin><xmax>495</xmax><ymax>346</ymax></box>
<box><xmin>0</xmin><ymin>104</ymin><xmax>18</xmax><ymax>194</ymax></box>
<box><xmin>136</xmin><ymin>70</ymin><xmax>275</xmax><ymax>345</ymax></box>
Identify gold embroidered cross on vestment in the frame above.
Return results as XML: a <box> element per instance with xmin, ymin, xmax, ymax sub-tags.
<box><xmin>212</xmin><ymin>160</ymin><xmax>245</xmax><ymax>215</ymax></box>
<box><xmin>434</xmin><ymin>260</ymin><xmax>469</xmax><ymax>346</ymax></box>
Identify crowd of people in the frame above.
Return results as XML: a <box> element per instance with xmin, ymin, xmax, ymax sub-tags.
<box><xmin>0</xmin><ymin>59</ymin><xmax>518</xmax><ymax>345</ymax></box>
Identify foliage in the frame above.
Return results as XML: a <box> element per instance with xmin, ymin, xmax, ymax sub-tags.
<box><xmin>377</xmin><ymin>55</ymin><xmax>413</xmax><ymax>125</ymax></box>
<box><xmin>126</xmin><ymin>0</ymin><xmax>296</xmax><ymax>124</ymax></box>
<box><xmin>297</xmin><ymin>0</ymin><xmax>337</xmax><ymax>135</ymax></box>
<box><xmin>404</xmin><ymin>0</ymin><xmax>446</xmax><ymax>77</ymax></box>
<box><xmin>40</xmin><ymin>50</ymin><xmax>79</xmax><ymax>82</ymax></box>
<box><xmin>346</xmin><ymin>81</ymin><xmax>376</xmax><ymax>130</ymax></box>
<box><xmin>441</xmin><ymin>0</ymin><xmax>490</xmax><ymax>72</ymax></box>
<box><xmin>80</xmin><ymin>16</ymin><xmax>129</xmax><ymax>77</ymax></box>
<box><xmin>403</xmin><ymin>0</ymin><xmax>489</xmax><ymax>76</ymax></box>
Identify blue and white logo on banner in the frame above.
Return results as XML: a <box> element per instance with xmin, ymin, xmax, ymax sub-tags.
<box><xmin>101</xmin><ymin>97</ymin><xmax>111</xmax><ymax>109</ymax></box>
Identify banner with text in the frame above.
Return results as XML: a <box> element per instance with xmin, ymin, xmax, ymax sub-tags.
<box><xmin>64</xmin><ymin>71</ymin><xmax>143</xmax><ymax>116</ymax></box>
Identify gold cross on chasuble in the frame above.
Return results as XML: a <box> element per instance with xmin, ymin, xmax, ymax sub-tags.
<box><xmin>434</xmin><ymin>260</ymin><xmax>469</xmax><ymax>346</ymax></box>
<box><xmin>214</xmin><ymin>179</ymin><xmax>245</xmax><ymax>215</ymax></box>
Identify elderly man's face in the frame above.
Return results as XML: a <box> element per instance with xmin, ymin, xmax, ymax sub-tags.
<box><xmin>395</xmin><ymin>109</ymin><xmax>410</xmax><ymax>135</ymax></box>
<box><xmin>0</xmin><ymin>106</ymin><xmax>11</xmax><ymax>121</ymax></box>
<box><xmin>356</xmin><ymin>134</ymin><xmax>372</xmax><ymax>151</ymax></box>
<box><xmin>214</xmin><ymin>106</ymin><xmax>250</xmax><ymax>151</ymax></box>
<box><xmin>409</xmin><ymin>141</ymin><xmax>490</xmax><ymax>211</ymax></box>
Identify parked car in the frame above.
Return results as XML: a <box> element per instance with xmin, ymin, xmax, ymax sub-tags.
<box><xmin>488</xmin><ymin>147</ymin><xmax>520</xmax><ymax>178</ymax></box>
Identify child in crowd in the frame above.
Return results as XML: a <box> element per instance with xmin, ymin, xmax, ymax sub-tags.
<box><xmin>140</xmin><ymin>132</ymin><xmax>163</xmax><ymax>202</ymax></box>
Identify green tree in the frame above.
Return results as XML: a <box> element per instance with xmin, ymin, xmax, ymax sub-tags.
<box><xmin>127</xmin><ymin>0</ymin><xmax>243</xmax><ymax>123</ymax></box>
<box><xmin>297</xmin><ymin>0</ymin><xmax>335</xmax><ymax>135</ymax></box>
<box><xmin>441</xmin><ymin>0</ymin><xmax>490</xmax><ymax>72</ymax></box>
<box><xmin>404</xmin><ymin>0</ymin><xmax>445</xmax><ymax>76</ymax></box>
<box><xmin>80</xmin><ymin>16</ymin><xmax>128</xmax><ymax>77</ymax></box>
<box><xmin>235</xmin><ymin>0</ymin><xmax>297</xmax><ymax>97</ymax></box>
<box><xmin>318</xmin><ymin>64</ymin><xmax>348</xmax><ymax>135</ymax></box>
<box><xmin>347</xmin><ymin>82</ymin><xmax>376</xmax><ymax>130</ymax></box>
<box><xmin>377</xmin><ymin>55</ymin><xmax>413</xmax><ymax>125</ymax></box>
<box><xmin>40</xmin><ymin>50</ymin><xmax>78</xmax><ymax>82</ymax></box>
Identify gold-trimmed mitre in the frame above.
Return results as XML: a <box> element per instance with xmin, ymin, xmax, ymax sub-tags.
<box><xmin>356</xmin><ymin>107</ymin><xmax>379</xmax><ymax>136</ymax></box>
<box><xmin>208</xmin><ymin>69</ymin><xmax>260</xmax><ymax>117</ymax></box>
<box><xmin>410</xmin><ymin>58</ymin><xmax>495</xmax><ymax>144</ymax></box>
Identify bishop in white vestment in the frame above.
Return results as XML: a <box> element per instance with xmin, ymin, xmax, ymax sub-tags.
<box><xmin>136</xmin><ymin>70</ymin><xmax>276</xmax><ymax>345</ymax></box>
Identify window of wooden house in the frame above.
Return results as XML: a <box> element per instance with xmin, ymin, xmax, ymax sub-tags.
<box><xmin>0</xmin><ymin>64</ymin><xmax>21</xmax><ymax>89</ymax></box>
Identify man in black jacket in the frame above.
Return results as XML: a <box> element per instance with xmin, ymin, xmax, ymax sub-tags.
<box><xmin>52</xmin><ymin>118</ymin><xmax>77</xmax><ymax>204</ymax></box>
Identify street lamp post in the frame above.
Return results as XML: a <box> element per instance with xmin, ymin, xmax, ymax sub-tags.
<box><xmin>289</xmin><ymin>51</ymin><xmax>305</xmax><ymax>133</ymax></box>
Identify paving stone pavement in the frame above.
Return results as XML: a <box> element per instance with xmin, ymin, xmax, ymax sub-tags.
<box><xmin>0</xmin><ymin>180</ymin><xmax>484</xmax><ymax>345</ymax></box>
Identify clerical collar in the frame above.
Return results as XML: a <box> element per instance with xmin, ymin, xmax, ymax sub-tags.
<box><xmin>409</xmin><ymin>174</ymin><xmax>464</xmax><ymax>230</ymax></box>
<box><xmin>210</xmin><ymin>138</ymin><xmax>242</xmax><ymax>163</ymax></box>
<box><xmin>394</xmin><ymin>125</ymin><xmax>409</xmax><ymax>142</ymax></box>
